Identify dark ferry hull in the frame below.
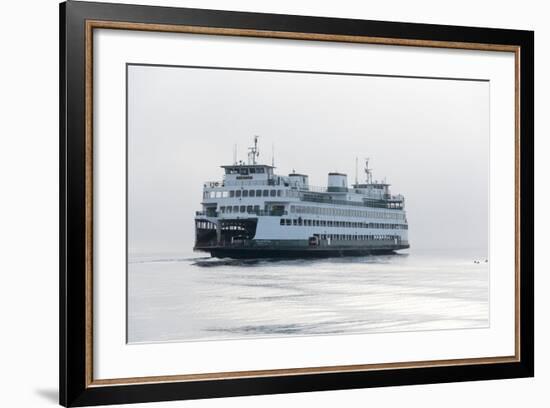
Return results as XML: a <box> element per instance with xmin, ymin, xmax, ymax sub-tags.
<box><xmin>194</xmin><ymin>240</ymin><xmax>410</xmax><ymax>259</ymax></box>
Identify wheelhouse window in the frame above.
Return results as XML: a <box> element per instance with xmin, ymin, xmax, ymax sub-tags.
<box><xmin>235</xmin><ymin>190</ymin><xmax>241</xmax><ymax>197</ymax></box>
<box><xmin>242</xmin><ymin>190</ymin><xmax>248</xmax><ymax>197</ymax></box>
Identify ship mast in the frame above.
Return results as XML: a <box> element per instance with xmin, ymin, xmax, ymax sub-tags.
<box><xmin>248</xmin><ymin>135</ymin><xmax>260</xmax><ymax>165</ymax></box>
<box><xmin>364</xmin><ymin>158</ymin><xmax>373</xmax><ymax>184</ymax></box>
<box><xmin>355</xmin><ymin>157</ymin><xmax>358</xmax><ymax>185</ymax></box>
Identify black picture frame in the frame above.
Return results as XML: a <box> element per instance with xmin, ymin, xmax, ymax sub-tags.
<box><xmin>60</xmin><ymin>1</ymin><xmax>534</xmax><ymax>406</ymax></box>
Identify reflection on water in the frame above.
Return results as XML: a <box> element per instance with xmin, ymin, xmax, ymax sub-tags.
<box><xmin>127</xmin><ymin>250</ymin><xmax>489</xmax><ymax>343</ymax></box>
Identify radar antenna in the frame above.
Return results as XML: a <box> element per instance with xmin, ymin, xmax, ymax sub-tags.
<box><xmin>248</xmin><ymin>135</ymin><xmax>260</xmax><ymax>165</ymax></box>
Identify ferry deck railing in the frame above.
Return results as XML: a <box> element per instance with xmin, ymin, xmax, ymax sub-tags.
<box><xmin>196</xmin><ymin>209</ymin><xmax>288</xmax><ymax>217</ymax></box>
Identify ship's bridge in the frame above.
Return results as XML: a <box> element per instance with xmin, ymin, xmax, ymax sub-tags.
<box><xmin>352</xmin><ymin>183</ymin><xmax>390</xmax><ymax>200</ymax></box>
<box><xmin>221</xmin><ymin>164</ymin><xmax>275</xmax><ymax>186</ymax></box>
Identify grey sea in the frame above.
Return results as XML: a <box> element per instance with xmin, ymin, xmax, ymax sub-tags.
<box><xmin>127</xmin><ymin>249</ymin><xmax>489</xmax><ymax>344</ymax></box>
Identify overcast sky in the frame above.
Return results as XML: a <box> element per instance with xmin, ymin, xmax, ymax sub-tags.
<box><xmin>127</xmin><ymin>64</ymin><xmax>489</xmax><ymax>255</ymax></box>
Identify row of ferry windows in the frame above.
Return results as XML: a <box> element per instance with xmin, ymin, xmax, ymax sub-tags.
<box><xmin>225</xmin><ymin>167</ymin><xmax>266</xmax><ymax>175</ymax></box>
<box><xmin>290</xmin><ymin>205</ymin><xmax>403</xmax><ymax>220</ymax></box>
<box><xmin>220</xmin><ymin>205</ymin><xmax>260</xmax><ymax>214</ymax></box>
<box><xmin>280</xmin><ymin>218</ymin><xmax>408</xmax><ymax>229</ymax></box>
<box><xmin>204</xmin><ymin>189</ymin><xmax>283</xmax><ymax>199</ymax></box>
<box><xmin>216</xmin><ymin>205</ymin><xmax>406</xmax><ymax>221</ymax></box>
<box><xmin>314</xmin><ymin>234</ymin><xmax>399</xmax><ymax>241</ymax></box>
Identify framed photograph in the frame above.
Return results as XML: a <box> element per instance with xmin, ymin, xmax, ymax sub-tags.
<box><xmin>60</xmin><ymin>1</ymin><xmax>534</xmax><ymax>406</ymax></box>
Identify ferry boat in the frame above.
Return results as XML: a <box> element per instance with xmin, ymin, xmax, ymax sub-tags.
<box><xmin>194</xmin><ymin>137</ymin><xmax>409</xmax><ymax>258</ymax></box>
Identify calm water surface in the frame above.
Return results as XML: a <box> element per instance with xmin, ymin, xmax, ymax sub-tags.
<box><xmin>127</xmin><ymin>250</ymin><xmax>489</xmax><ymax>343</ymax></box>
